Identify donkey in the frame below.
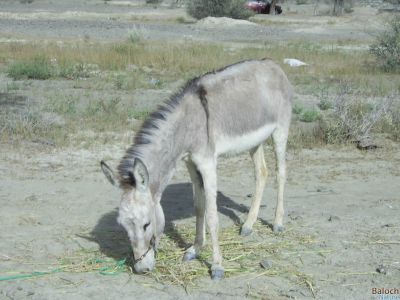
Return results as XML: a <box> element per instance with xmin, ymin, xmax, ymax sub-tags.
<box><xmin>100</xmin><ymin>59</ymin><xmax>293</xmax><ymax>280</ymax></box>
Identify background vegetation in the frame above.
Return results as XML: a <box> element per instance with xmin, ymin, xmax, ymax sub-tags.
<box><xmin>370</xmin><ymin>16</ymin><xmax>400</xmax><ymax>72</ymax></box>
<box><xmin>1</xmin><ymin>35</ymin><xmax>399</xmax><ymax>148</ymax></box>
<box><xmin>187</xmin><ymin>0</ymin><xmax>254</xmax><ymax>19</ymax></box>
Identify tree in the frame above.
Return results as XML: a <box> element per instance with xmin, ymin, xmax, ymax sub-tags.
<box><xmin>333</xmin><ymin>0</ymin><xmax>344</xmax><ymax>16</ymax></box>
<box><xmin>270</xmin><ymin>0</ymin><xmax>277</xmax><ymax>15</ymax></box>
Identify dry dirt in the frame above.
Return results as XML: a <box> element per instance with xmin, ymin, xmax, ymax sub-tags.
<box><xmin>0</xmin><ymin>1</ymin><xmax>399</xmax><ymax>300</ymax></box>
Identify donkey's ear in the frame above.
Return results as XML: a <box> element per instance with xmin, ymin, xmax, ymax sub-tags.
<box><xmin>100</xmin><ymin>160</ymin><xmax>118</xmax><ymax>186</ymax></box>
<box><xmin>132</xmin><ymin>158</ymin><xmax>149</xmax><ymax>191</ymax></box>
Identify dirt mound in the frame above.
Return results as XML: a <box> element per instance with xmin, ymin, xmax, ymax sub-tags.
<box><xmin>196</xmin><ymin>17</ymin><xmax>257</xmax><ymax>27</ymax></box>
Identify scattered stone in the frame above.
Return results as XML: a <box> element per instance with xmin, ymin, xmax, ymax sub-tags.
<box><xmin>355</xmin><ymin>137</ymin><xmax>378</xmax><ymax>150</ymax></box>
<box><xmin>376</xmin><ymin>265</ymin><xmax>387</xmax><ymax>275</ymax></box>
<box><xmin>142</xmin><ymin>66</ymin><xmax>153</xmax><ymax>73</ymax></box>
<box><xmin>32</xmin><ymin>138</ymin><xmax>56</xmax><ymax>147</ymax></box>
<box><xmin>328</xmin><ymin>215</ymin><xmax>340</xmax><ymax>222</ymax></box>
<box><xmin>288</xmin><ymin>211</ymin><xmax>303</xmax><ymax>221</ymax></box>
<box><xmin>260</xmin><ymin>259</ymin><xmax>273</xmax><ymax>269</ymax></box>
<box><xmin>381</xmin><ymin>223</ymin><xmax>394</xmax><ymax>228</ymax></box>
<box><xmin>24</xmin><ymin>194</ymin><xmax>38</xmax><ymax>202</ymax></box>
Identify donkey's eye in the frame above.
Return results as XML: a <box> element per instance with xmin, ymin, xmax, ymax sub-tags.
<box><xmin>143</xmin><ymin>222</ymin><xmax>150</xmax><ymax>231</ymax></box>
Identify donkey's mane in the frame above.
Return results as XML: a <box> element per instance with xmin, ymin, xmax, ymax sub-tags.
<box><xmin>118</xmin><ymin>76</ymin><xmax>201</xmax><ymax>185</ymax></box>
<box><xmin>117</xmin><ymin>59</ymin><xmax>268</xmax><ymax>185</ymax></box>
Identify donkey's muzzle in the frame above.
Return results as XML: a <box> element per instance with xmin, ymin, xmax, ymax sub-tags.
<box><xmin>133</xmin><ymin>248</ymin><xmax>155</xmax><ymax>273</ymax></box>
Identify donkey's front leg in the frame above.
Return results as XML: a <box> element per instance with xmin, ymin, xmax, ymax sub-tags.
<box><xmin>241</xmin><ymin>145</ymin><xmax>268</xmax><ymax>236</ymax></box>
<box><xmin>183</xmin><ymin>160</ymin><xmax>206</xmax><ymax>261</ymax></box>
<box><xmin>195</xmin><ymin>158</ymin><xmax>224</xmax><ymax>280</ymax></box>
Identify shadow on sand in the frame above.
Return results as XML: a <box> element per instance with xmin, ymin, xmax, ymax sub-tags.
<box><xmin>86</xmin><ymin>183</ymin><xmax>255</xmax><ymax>261</ymax></box>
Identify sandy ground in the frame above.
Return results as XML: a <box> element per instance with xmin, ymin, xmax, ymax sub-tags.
<box><xmin>1</xmin><ymin>141</ymin><xmax>399</xmax><ymax>299</ymax></box>
<box><xmin>0</xmin><ymin>1</ymin><xmax>399</xmax><ymax>299</ymax></box>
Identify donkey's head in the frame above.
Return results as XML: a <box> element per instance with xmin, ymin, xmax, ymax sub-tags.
<box><xmin>101</xmin><ymin>159</ymin><xmax>165</xmax><ymax>273</ymax></box>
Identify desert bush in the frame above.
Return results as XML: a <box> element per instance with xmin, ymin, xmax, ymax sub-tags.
<box><xmin>1</xmin><ymin>111</ymin><xmax>45</xmax><ymax>139</ymax></box>
<box><xmin>187</xmin><ymin>0</ymin><xmax>253</xmax><ymax>20</ymax></box>
<box><xmin>4</xmin><ymin>82</ymin><xmax>20</xmax><ymax>92</ymax></box>
<box><xmin>59</xmin><ymin>63</ymin><xmax>100</xmax><ymax>79</ymax></box>
<box><xmin>128</xmin><ymin>110</ymin><xmax>151</xmax><ymax>120</ymax></box>
<box><xmin>7</xmin><ymin>55</ymin><xmax>53</xmax><ymax>80</ymax></box>
<box><xmin>300</xmin><ymin>109</ymin><xmax>321</xmax><ymax>123</ymax></box>
<box><xmin>343</xmin><ymin>2</ymin><xmax>353</xmax><ymax>14</ymax></box>
<box><xmin>377</xmin><ymin>98</ymin><xmax>400</xmax><ymax>141</ymax></box>
<box><xmin>114</xmin><ymin>74</ymin><xmax>126</xmax><ymax>90</ymax></box>
<box><xmin>370</xmin><ymin>16</ymin><xmax>400</xmax><ymax>72</ymax></box>
<box><xmin>318</xmin><ymin>98</ymin><xmax>333</xmax><ymax>110</ymax></box>
<box><xmin>384</xmin><ymin>0</ymin><xmax>400</xmax><ymax>4</ymax></box>
<box><xmin>322</xmin><ymin>84</ymin><xmax>395</xmax><ymax>143</ymax></box>
<box><xmin>292</xmin><ymin>103</ymin><xmax>304</xmax><ymax>115</ymax></box>
<box><xmin>329</xmin><ymin>0</ymin><xmax>354</xmax><ymax>15</ymax></box>
<box><xmin>85</xmin><ymin>97</ymin><xmax>122</xmax><ymax>116</ymax></box>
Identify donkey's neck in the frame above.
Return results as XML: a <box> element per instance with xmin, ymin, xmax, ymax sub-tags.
<box><xmin>130</xmin><ymin>95</ymin><xmax>205</xmax><ymax>201</ymax></box>
<box><xmin>138</xmin><ymin>124</ymin><xmax>183</xmax><ymax>201</ymax></box>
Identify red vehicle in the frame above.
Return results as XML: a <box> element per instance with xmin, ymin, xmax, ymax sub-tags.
<box><xmin>245</xmin><ymin>0</ymin><xmax>282</xmax><ymax>14</ymax></box>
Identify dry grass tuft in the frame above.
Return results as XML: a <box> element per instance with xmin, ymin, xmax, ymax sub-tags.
<box><xmin>151</xmin><ymin>222</ymin><xmax>318</xmax><ymax>288</ymax></box>
<box><xmin>67</xmin><ymin>221</ymin><xmax>326</xmax><ymax>293</ymax></box>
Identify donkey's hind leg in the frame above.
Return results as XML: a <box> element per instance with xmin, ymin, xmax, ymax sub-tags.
<box><xmin>241</xmin><ymin>144</ymin><xmax>268</xmax><ymax>236</ymax></box>
<box><xmin>272</xmin><ymin>125</ymin><xmax>289</xmax><ymax>233</ymax></box>
<box><xmin>183</xmin><ymin>160</ymin><xmax>206</xmax><ymax>261</ymax></box>
<box><xmin>192</xmin><ymin>157</ymin><xmax>224</xmax><ymax>279</ymax></box>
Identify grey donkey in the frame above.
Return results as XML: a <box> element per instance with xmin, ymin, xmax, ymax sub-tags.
<box><xmin>101</xmin><ymin>59</ymin><xmax>293</xmax><ymax>280</ymax></box>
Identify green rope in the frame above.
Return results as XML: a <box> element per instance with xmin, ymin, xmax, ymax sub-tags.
<box><xmin>0</xmin><ymin>268</ymin><xmax>62</xmax><ymax>281</ymax></box>
<box><xmin>0</xmin><ymin>258</ymin><xmax>127</xmax><ymax>281</ymax></box>
<box><xmin>99</xmin><ymin>258</ymin><xmax>127</xmax><ymax>275</ymax></box>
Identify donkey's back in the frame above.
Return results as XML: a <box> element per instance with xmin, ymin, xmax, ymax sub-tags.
<box><xmin>196</xmin><ymin>59</ymin><xmax>293</xmax><ymax>155</ymax></box>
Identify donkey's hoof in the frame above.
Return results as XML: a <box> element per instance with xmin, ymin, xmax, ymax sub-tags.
<box><xmin>240</xmin><ymin>226</ymin><xmax>253</xmax><ymax>237</ymax></box>
<box><xmin>273</xmin><ymin>224</ymin><xmax>284</xmax><ymax>234</ymax></box>
<box><xmin>182</xmin><ymin>247</ymin><xmax>197</xmax><ymax>262</ymax></box>
<box><xmin>211</xmin><ymin>265</ymin><xmax>224</xmax><ymax>280</ymax></box>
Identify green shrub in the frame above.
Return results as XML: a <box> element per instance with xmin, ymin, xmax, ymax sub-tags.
<box><xmin>318</xmin><ymin>98</ymin><xmax>333</xmax><ymax>110</ymax></box>
<box><xmin>114</xmin><ymin>74</ymin><xmax>126</xmax><ymax>90</ymax></box>
<box><xmin>58</xmin><ymin>63</ymin><xmax>100</xmax><ymax>79</ymax></box>
<box><xmin>187</xmin><ymin>0</ymin><xmax>253</xmax><ymax>20</ymax></box>
<box><xmin>128</xmin><ymin>110</ymin><xmax>151</xmax><ymax>120</ymax></box>
<box><xmin>7</xmin><ymin>56</ymin><xmax>53</xmax><ymax>80</ymax></box>
<box><xmin>300</xmin><ymin>110</ymin><xmax>321</xmax><ymax>123</ymax></box>
<box><xmin>370</xmin><ymin>16</ymin><xmax>400</xmax><ymax>72</ymax></box>
<box><xmin>292</xmin><ymin>103</ymin><xmax>304</xmax><ymax>115</ymax></box>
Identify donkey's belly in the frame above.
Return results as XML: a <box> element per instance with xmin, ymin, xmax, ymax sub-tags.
<box><xmin>215</xmin><ymin>123</ymin><xmax>276</xmax><ymax>155</ymax></box>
